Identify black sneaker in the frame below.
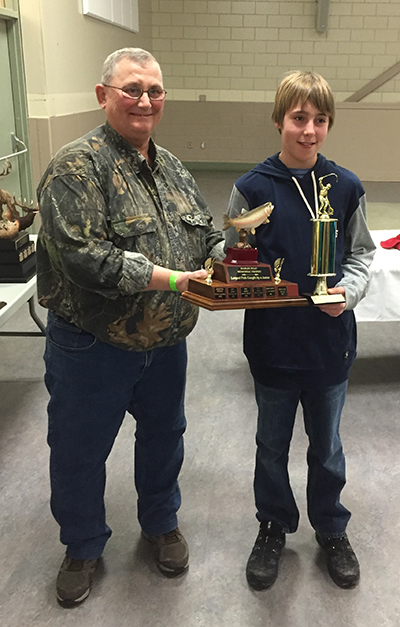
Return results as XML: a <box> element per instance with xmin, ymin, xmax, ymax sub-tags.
<box><xmin>142</xmin><ymin>527</ymin><xmax>189</xmax><ymax>577</ymax></box>
<box><xmin>246</xmin><ymin>521</ymin><xmax>286</xmax><ymax>590</ymax></box>
<box><xmin>56</xmin><ymin>556</ymin><xmax>98</xmax><ymax>607</ymax></box>
<box><xmin>316</xmin><ymin>532</ymin><xmax>360</xmax><ymax>589</ymax></box>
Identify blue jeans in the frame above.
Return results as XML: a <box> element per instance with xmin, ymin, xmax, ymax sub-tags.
<box><xmin>44</xmin><ymin>312</ymin><xmax>187</xmax><ymax>559</ymax></box>
<box><xmin>253</xmin><ymin>380</ymin><xmax>351</xmax><ymax>537</ymax></box>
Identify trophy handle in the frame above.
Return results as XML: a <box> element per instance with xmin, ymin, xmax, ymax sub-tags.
<box><xmin>204</xmin><ymin>257</ymin><xmax>215</xmax><ymax>285</ymax></box>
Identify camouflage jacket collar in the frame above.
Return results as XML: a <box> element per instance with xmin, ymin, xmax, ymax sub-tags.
<box><xmin>104</xmin><ymin>122</ymin><xmax>158</xmax><ymax>173</ymax></box>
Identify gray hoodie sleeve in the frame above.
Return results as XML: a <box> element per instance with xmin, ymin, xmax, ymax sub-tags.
<box><xmin>336</xmin><ymin>193</ymin><xmax>376</xmax><ymax>310</ymax></box>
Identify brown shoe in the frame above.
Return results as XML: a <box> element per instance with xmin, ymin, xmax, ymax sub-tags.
<box><xmin>56</xmin><ymin>556</ymin><xmax>98</xmax><ymax>607</ymax></box>
<box><xmin>143</xmin><ymin>527</ymin><xmax>189</xmax><ymax>577</ymax></box>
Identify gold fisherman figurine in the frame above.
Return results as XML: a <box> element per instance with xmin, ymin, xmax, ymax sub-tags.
<box><xmin>318</xmin><ymin>173</ymin><xmax>338</xmax><ymax>217</ymax></box>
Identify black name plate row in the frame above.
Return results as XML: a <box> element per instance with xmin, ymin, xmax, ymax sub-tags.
<box><xmin>212</xmin><ymin>284</ymin><xmax>290</xmax><ymax>300</ymax></box>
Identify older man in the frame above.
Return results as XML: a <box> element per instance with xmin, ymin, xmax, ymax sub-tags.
<box><xmin>37</xmin><ymin>48</ymin><xmax>224</xmax><ymax>607</ymax></box>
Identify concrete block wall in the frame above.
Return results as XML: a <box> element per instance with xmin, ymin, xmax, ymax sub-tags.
<box><xmin>151</xmin><ymin>0</ymin><xmax>400</xmax><ymax>103</ymax></box>
<box><xmin>22</xmin><ymin>0</ymin><xmax>400</xmax><ymax>182</ymax></box>
<box><xmin>150</xmin><ymin>0</ymin><xmax>400</xmax><ymax>180</ymax></box>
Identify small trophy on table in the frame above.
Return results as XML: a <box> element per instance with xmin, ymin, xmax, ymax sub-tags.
<box><xmin>306</xmin><ymin>173</ymin><xmax>345</xmax><ymax>305</ymax></box>
<box><xmin>181</xmin><ymin>203</ymin><xmax>307</xmax><ymax>311</ymax></box>
<box><xmin>0</xmin><ymin>160</ymin><xmax>38</xmax><ymax>283</ymax></box>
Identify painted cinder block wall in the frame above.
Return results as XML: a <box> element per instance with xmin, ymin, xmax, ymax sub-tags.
<box><xmin>20</xmin><ymin>0</ymin><xmax>400</xmax><ymax>183</ymax></box>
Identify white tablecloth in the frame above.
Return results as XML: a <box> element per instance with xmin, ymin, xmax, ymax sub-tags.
<box><xmin>354</xmin><ymin>229</ymin><xmax>400</xmax><ymax>322</ymax></box>
<box><xmin>0</xmin><ymin>235</ymin><xmax>40</xmax><ymax>331</ymax></box>
<box><xmin>0</xmin><ymin>274</ymin><xmax>37</xmax><ymax>328</ymax></box>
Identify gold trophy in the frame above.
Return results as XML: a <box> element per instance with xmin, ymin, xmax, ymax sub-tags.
<box><xmin>306</xmin><ymin>174</ymin><xmax>345</xmax><ymax>305</ymax></box>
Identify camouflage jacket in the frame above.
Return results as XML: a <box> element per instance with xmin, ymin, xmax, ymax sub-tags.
<box><xmin>36</xmin><ymin>122</ymin><xmax>224</xmax><ymax>351</ymax></box>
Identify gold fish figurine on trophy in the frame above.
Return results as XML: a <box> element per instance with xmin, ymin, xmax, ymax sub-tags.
<box><xmin>222</xmin><ymin>202</ymin><xmax>274</xmax><ymax>249</ymax></box>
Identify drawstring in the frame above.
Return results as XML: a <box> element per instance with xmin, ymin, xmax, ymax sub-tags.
<box><xmin>291</xmin><ymin>171</ymin><xmax>319</xmax><ymax>220</ymax></box>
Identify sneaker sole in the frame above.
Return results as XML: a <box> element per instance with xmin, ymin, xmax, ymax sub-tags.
<box><xmin>157</xmin><ymin>562</ymin><xmax>189</xmax><ymax>578</ymax></box>
<box><xmin>57</xmin><ymin>586</ymin><xmax>91</xmax><ymax>608</ymax></box>
<box><xmin>142</xmin><ymin>531</ymin><xmax>189</xmax><ymax>578</ymax></box>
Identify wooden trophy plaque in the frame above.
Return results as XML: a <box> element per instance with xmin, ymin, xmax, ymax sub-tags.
<box><xmin>181</xmin><ymin>247</ymin><xmax>308</xmax><ymax>311</ymax></box>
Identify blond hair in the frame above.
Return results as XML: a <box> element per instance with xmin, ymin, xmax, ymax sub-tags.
<box><xmin>272</xmin><ymin>71</ymin><xmax>335</xmax><ymax>131</ymax></box>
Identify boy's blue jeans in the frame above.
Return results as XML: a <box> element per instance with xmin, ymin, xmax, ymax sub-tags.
<box><xmin>44</xmin><ymin>312</ymin><xmax>187</xmax><ymax>559</ymax></box>
<box><xmin>253</xmin><ymin>379</ymin><xmax>351</xmax><ymax>537</ymax></box>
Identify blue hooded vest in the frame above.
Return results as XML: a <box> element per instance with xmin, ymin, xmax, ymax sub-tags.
<box><xmin>235</xmin><ymin>153</ymin><xmax>365</xmax><ymax>388</ymax></box>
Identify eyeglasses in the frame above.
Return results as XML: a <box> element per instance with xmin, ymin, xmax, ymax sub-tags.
<box><xmin>103</xmin><ymin>84</ymin><xmax>167</xmax><ymax>101</ymax></box>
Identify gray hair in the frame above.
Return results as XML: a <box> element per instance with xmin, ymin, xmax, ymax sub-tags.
<box><xmin>101</xmin><ymin>48</ymin><xmax>162</xmax><ymax>84</ymax></box>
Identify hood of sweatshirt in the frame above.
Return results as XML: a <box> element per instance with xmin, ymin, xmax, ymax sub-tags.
<box><xmin>252</xmin><ymin>152</ymin><xmax>329</xmax><ymax>179</ymax></box>
<box><xmin>238</xmin><ymin>152</ymin><xmax>363</xmax><ymax>222</ymax></box>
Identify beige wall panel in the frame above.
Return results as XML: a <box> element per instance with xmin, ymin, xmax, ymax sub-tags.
<box><xmin>29</xmin><ymin>102</ymin><xmax>400</xmax><ymax>186</ymax></box>
<box><xmin>154</xmin><ymin>101</ymin><xmax>281</xmax><ymax>164</ymax></box>
<box><xmin>20</xmin><ymin>0</ymin><xmax>153</xmax><ymax>117</ymax></box>
<box><xmin>21</xmin><ymin>0</ymin><xmax>151</xmax><ymax>182</ymax></box>
<box><xmin>323</xmin><ymin>104</ymin><xmax>400</xmax><ymax>182</ymax></box>
<box><xmin>40</xmin><ymin>0</ymin><xmax>152</xmax><ymax>96</ymax></box>
<box><xmin>49</xmin><ymin>110</ymin><xmax>106</xmax><ymax>157</ymax></box>
<box><xmin>154</xmin><ymin>101</ymin><xmax>400</xmax><ymax>182</ymax></box>
<box><xmin>28</xmin><ymin>110</ymin><xmax>106</xmax><ymax>187</ymax></box>
<box><xmin>19</xmin><ymin>0</ymin><xmax>46</xmax><ymax>94</ymax></box>
<box><xmin>28</xmin><ymin>117</ymin><xmax>51</xmax><ymax>190</ymax></box>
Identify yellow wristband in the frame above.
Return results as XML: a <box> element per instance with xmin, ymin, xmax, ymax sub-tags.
<box><xmin>169</xmin><ymin>271</ymin><xmax>182</xmax><ymax>292</ymax></box>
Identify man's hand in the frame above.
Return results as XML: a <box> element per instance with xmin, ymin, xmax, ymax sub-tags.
<box><xmin>318</xmin><ymin>286</ymin><xmax>346</xmax><ymax>317</ymax></box>
<box><xmin>144</xmin><ymin>266</ymin><xmax>208</xmax><ymax>292</ymax></box>
<box><xmin>175</xmin><ymin>269</ymin><xmax>207</xmax><ymax>293</ymax></box>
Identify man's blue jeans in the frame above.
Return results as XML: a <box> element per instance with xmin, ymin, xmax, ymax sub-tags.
<box><xmin>44</xmin><ymin>312</ymin><xmax>187</xmax><ymax>559</ymax></box>
<box><xmin>253</xmin><ymin>379</ymin><xmax>351</xmax><ymax>537</ymax></box>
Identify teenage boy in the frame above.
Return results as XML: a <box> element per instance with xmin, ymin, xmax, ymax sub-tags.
<box><xmin>224</xmin><ymin>71</ymin><xmax>375</xmax><ymax>590</ymax></box>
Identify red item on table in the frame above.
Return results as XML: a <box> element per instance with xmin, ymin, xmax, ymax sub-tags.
<box><xmin>380</xmin><ymin>233</ymin><xmax>400</xmax><ymax>250</ymax></box>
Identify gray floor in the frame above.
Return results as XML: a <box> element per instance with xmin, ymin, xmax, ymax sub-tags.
<box><xmin>0</xmin><ymin>172</ymin><xmax>399</xmax><ymax>627</ymax></box>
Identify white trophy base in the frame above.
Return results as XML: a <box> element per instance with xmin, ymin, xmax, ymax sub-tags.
<box><xmin>306</xmin><ymin>292</ymin><xmax>346</xmax><ymax>306</ymax></box>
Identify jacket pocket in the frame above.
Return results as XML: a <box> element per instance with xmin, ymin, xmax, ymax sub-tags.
<box><xmin>179</xmin><ymin>211</ymin><xmax>209</xmax><ymax>268</ymax></box>
<box><xmin>111</xmin><ymin>215</ymin><xmax>161</xmax><ymax>261</ymax></box>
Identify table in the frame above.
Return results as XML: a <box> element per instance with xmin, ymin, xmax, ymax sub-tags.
<box><xmin>1</xmin><ymin>230</ymin><xmax>398</xmax><ymax>332</ymax></box>
<box><xmin>0</xmin><ymin>235</ymin><xmax>45</xmax><ymax>337</ymax></box>
<box><xmin>354</xmin><ymin>229</ymin><xmax>400</xmax><ymax>322</ymax></box>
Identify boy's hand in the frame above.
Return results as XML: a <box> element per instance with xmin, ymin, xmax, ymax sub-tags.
<box><xmin>318</xmin><ymin>286</ymin><xmax>346</xmax><ymax>317</ymax></box>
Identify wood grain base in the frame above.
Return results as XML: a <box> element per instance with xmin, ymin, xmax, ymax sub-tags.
<box><xmin>181</xmin><ymin>290</ymin><xmax>309</xmax><ymax>311</ymax></box>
